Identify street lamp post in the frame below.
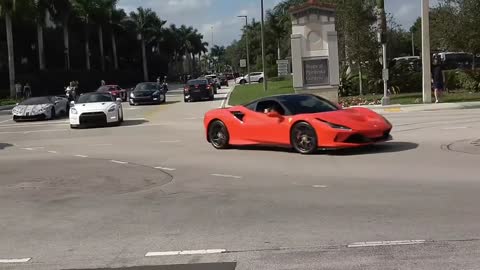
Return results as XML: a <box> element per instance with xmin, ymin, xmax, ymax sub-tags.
<box><xmin>238</xmin><ymin>15</ymin><xmax>251</xmax><ymax>84</ymax></box>
<box><xmin>377</xmin><ymin>0</ymin><xmax>389</xmax><ymax>105</ymax></box>
<box><xmin>260</xmin><ymin>0</ymin><xmax>267</xmax><ymax>91</ymax></box>
<box><xmin>422</xmin><ymin>0</ymin><xmax>432</xmax><ymax>103</ymax></box>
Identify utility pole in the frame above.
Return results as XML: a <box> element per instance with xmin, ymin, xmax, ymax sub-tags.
<box><xmin>238</xmin><ymin>15</ymin><xmax>251</xmax><ymax>84</ymax></box>
<box><xmin>377</xmin><ymin>0</ymin><xmax>389</xmax><ymax>105</ymax></box>
<box><xmin>260</xmin><ymin>0</ymin><xmax>267</xmax><ymax>91</ymax></box>
<box><xmin>422</xmin><ymin>0</ymin><xmax>432</xmax><ymax>103</ymax></box>
<box><xmin>411</xmin><ymin>32</ymin><xmax>415</xmax><ymax>56</ymax></box>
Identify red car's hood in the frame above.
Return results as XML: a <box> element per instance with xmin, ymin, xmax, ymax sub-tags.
<box><xmin>307</xmin><ymin>108</ymin><xmax>388</xmax><ymax>129</ymax></box>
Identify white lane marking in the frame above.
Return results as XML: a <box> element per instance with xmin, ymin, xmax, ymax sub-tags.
<box><xmin>442</xmin><ymin>127</ymin><xmax>468</xmax><ymax>130</ymax></box>
<box><xmin>184</xmin><ymin>117</ymin><xmax>201</xmax><ymax>120</ymax></box>
<box><xmin>21</xmin><ymin>148</ymin><xmax>34</xmax><ymax>151</ymax></box>
<box><xmin>211</xmin><ymin>174</ymin><xmax>242</xmax><ymax>179</ymax></box>
<box><xmin>0</xmin><ymin>119</ymin><xmax>10</xmax><ymax>124</ymax></box>
<box><xmin>0</xmin><ymin>121</ymin><xmax>69</xmax><ymax>129</ymax></box>
<box><xmin>145</xmin><ymin>249</ymin><xmax>226</xmax><ymax>257</ymax></box>
<box><xmin>155</xmin><ymin>167</ymin><xmax>176</xmax><ymax>171</ymax></box>
<box><xmin>0</xmin><ymin>258</ymin><xmax>32</xmax><ymax>263</ymax></box>
<box><xmin>347</xmin><ymin>240</ymin><xmax>426</xmax><ymax>248</ymax></box>
<box><xmin>158</xmin><ymin>140</ymin><xmax>181</xmax><ymax>143</ymax></box>
<box><xmin>47</xmin><ymin>151</ymin><xmax>58</xmax><ymax>154</ymax></box>
<box><xmin>313</xmin><ymin>185</ymin><xmax>328</xmax><ymax>188</ymax></box>
<box><xmin>0</xmin><ymin>129</ymin><xmax>68</xmax><ymax>135</ymax></box>
<box><xmin>125</xmin><ymin>108</ymin><xmax>139</xmax><ymax>111</ymax></box>
<box><xmin>110</xmin><ymin>160</ymin><xmax>128</xmax><ymax>164</ymax></box>
<box><xmin>75</xmin><ymin>155</ymin><xmax>88</xmax><ymax>158</ymax></box>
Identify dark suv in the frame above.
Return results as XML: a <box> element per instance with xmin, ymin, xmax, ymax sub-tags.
<box><xmin>184</xmin><ymin>79</ymin><xmax>215</xmax><ymax>102</ymax></box>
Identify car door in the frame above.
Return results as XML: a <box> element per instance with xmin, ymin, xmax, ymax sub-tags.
<box><xmin>53</xmin><ymin>97</ymin><xmax>64</xmax><ymax>115</ymax></box>
<box><xmin>240</xmin><ymin>100</ymin><xmax>291</xmax><ymax>145</ymax></box>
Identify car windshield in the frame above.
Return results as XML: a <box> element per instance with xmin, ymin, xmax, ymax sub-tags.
<box><xmin>135</xmin><ymin>83</ymin><xmax>159</xmax><ymax>92</ymax></box>
<box><xmin>278</xmin><ymin>95</ymin><xmax>338</xmax><ymax>115</ymax></box>
<box><xmin>19</xmin><ymin>97</ymin><xmax>52</xmax><ymax>105</ymax></box>
<box><xmin>77</xmin><ymin>93</ymin><xmax>113</xmax><ymax>103</ymax></box>
<box><xmin>188</xmin><ymin>80</ymin><xmax>207</xmax><ymax>85</ymax></box>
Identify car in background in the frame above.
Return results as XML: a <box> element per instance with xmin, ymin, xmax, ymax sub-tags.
<box><xmin>205</xmin><ymin>74</ymin><xmax>221</xmax><ymax>89</ymax></box>
<box><xmin>69</xmin><ymin>92</ymin><xmax>123</xmax><ymax>128</ymax></box>
<box><xmin>97</xmin><ymin>85</ymin><xmax>127</xmax><ymax>102</ymax></box>
<box><xmin>205</xmin><ymin>77</ymin><xmax>218</xmax><ymax>94</ymax></box>
<box><xmin>218</xmin><ymin>75</ymin><xmax>229</xmax><ymax>86</ymax></box>
<box><xmin>235</xmin><ymin>72</ymin><xmax>264</xmax><ymax>85</ymax></box>
<box><xmin>184</xmin><ymin>78</ymin><xmax>215</xmax><ymax>102</ymax></box>
<box><xmin>204</xmin><ymin>94</ymin><xmax>392</xmax><ymax>154</ymax></box>
<box><xmin>224</xmin><ymin>73</ymin><xmax>234</xmax><ymax>80</ymax></box>
<box><xmin>12</xmin><ymin>96</ymin><xmax>68</xmax><ymax>122</ymax></box>
<box><xmin>129</xmin><ymin>82</ymin><xmax>166</xmax><ymax>106</ymax></box>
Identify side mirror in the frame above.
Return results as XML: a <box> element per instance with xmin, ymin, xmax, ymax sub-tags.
<box><xmin>267</xmin><ymin>111</ymin><xmax>282</xmax><ymax>118</ymax></box>
<box><xmin>116</xmin><ymin>98</ymin><xmax>122</xmax><ymax>103</ymax></box>
<box><xmin>70</xmin><ymin>101</ymin><xmax>75</xmax><ymax>107</ymax></box>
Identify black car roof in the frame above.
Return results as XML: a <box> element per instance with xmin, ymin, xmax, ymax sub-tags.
<box><xmin>243</xmin><ymin>93</ymin><xmax>321</xmax><ymax>105</ymax></box>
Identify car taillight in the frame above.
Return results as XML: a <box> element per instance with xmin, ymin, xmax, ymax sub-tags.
<box><xmin>206</xmin><ymin>85</ymin><xmax>211</xmax><ymax>89</ymax></box>
<box><xmin>184</xmin><ymin>87</ymin><xmax>189</xmax><ymax>93</ymax></box>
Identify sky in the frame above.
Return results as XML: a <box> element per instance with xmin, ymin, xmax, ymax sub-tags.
<box><xmin>118</xmin><ymin>0</ymin><xmax>440</xmax><ymax>48</ymax></box>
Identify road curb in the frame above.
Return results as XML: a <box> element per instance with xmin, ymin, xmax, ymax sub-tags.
<box><xmin>0</xmin><ymin>105</ymin><xmax>13</xmax><ymax>115</ymax></box>
<box><xmin>353</xmin><ymin>102</ymin><xmax>480</xmax><ymax>113</ymax></box>
<box><xmin>220</xmin><ymin>83</ymin><xmax>236</xmax><ymax>109</ymax></box>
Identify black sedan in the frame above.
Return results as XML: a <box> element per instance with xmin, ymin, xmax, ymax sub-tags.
<box><xmin>184</xmin><ymin>79</ymin><xmax>215</xmax><ymax>102</ymax></box>
<box><xmin>129</xmin><ymin>82</ymin><xmax>166</xmax><ymax>106</ymax></box>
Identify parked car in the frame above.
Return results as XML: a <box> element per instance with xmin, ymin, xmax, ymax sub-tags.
<box><xmin>218</xmin><ymin>75</ymin><xmax>229</xmax><ymax>86</ymax></box>
<box><xmin>97</xmin><ymin>85</ymin><xmax>127</xmax><ymax>102</ymax></box>
<box><xmin>184</xmin><ymin>79</ymin><xmax>215</xmax><ymax>102</ymax></box>
<box><xmin>235</xmin><ymin>72</ymin><xmax>264</xmax><ymax>85</ymax></box>
<box><xmin>224</xmin><ymin>73</ymin><xmax>234</xmax><ymax>80</ymax></box>
<box><xmin>12</xmin><ymin>96</ymin><xmax>69</xmax><ymax>122</ymax></box>
<box><xmin>129</xmin><ymin>82</ymin><xmax>166</xmax><ymax>106</ymax></box>
<box><xmin>69</xmin><ymin>92</ymin><xmax>123</xmax><ymax>128</ymax></box>
<box><xmin>205</xmin><ymin>74</ymin><xmax>221</xmax><ymax>89</ymax></box>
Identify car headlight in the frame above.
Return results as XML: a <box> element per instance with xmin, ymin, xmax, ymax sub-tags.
<box><xmin>317</xmin><ymin>119</ymin><xmax>352</xmax><ymax>130</ymax></box>
<box><xmin>108</xmin><ymin>105</ymin><xmax>116</xmax><ymax>112</ymax></box>
<box><xmin>70</xmin><ymin>108</ymin><xmax>78</xmax><ymax>115</ymax></box>
<box><xmin>130</xmin><ymin>92</ymin><xmax>135</xmax><ymax>98</ymax></box>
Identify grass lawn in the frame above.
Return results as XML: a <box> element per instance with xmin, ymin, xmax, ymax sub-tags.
<box><xmin>228</xmin><ymin>80</ymin><xmax>294</xmax><ymax>106</ymax></box>
<box><xmin>228</xmin><ymin>79</ymin><xmax>480</xmax><ymax>106</ymax></box>
<box><xmin>0</xmin><ymin>98</ymin><xmax>17</xmax><ymax>106</ymax></box>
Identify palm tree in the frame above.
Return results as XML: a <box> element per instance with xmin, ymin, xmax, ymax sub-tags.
<box><xmin>50</xmin><ymin>0</ymin><xmax>73</xmax><ymax>70</ymax></box>
<box><xmin>91</xmin><ymin>0</ymin><xmax>118</xmax><ymax>72</ymax></box>
<box><xmin>177</xmin><ymin>25</ymin><xmax>195</xmax><ymax>74</ymax></box>
<box><xmin>72</xmin><ymin>0</ymin><xmax>99</xmax><ymax>70</ymax></box>
<box><xmin>128</xmin><ymin>7</ymin><xmax>161</xmax><ymax>81</ymax></box>
<box><xmin>109</xmin><ymin>7</ymin><xmax>126</xmax><ymax>70</ymax></box>
<box><xmin>0</xmin><ymin>0</ymin><xmax>15</xmax><ymax>98</ymax></box>
<box><xmin>33</xmin><ymin>0</ymin><xmax>51</xmax><ymax>70</ymax></box>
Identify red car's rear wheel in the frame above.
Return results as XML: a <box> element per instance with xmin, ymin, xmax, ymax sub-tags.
<box><xmin>208</xmin><ymin>120</ymin><xmax>230</xmax><ymax>149</ymax></box>
<box><xmin>291</xmin><ymin>122</ymin><xmax>318</xmax><ymax>154</ymax></box>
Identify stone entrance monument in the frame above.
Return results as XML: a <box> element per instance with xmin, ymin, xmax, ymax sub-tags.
<box><xmin>290</xmin><ymin>0</ymin><xmax>340</xmax><ymax>102</ymax></box>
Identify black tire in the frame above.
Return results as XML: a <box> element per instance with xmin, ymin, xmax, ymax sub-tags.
<box><xmin>258</xmin><ymin>78</ymin><xmax>264</xmax><ymax>83</ymax></box>
<box><xmin>240</xmin><ymin>80</ymin><xmax>246</xmax><ymax>85</ymax></box>
<box><xmin>291</xmin><ymin>122</ymin><xmax>318</xmax><ymax>155</ymax></box>
<box><xmin>160</xmin><ymin>93</ymin><xmax>166</xmax><ymax>104</ymax></box>
<box><xmin>119</xmin><ymin>109</ymin><xmax>124</xmax><ymax>122</ymax></box>
<box><xmin>70</xmin><ymin>124</ymin><xmax>78</xmax><ymax>129</ymax></box>
<box><xmin>208</xmin><ymin>120</ymin><xmax>230</xmax><ymax>149</ymax></box>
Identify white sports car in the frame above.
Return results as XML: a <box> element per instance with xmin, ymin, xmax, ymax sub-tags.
<box><xmin>69</xmin><ymin>92</ymin><xmax>123</xmax><ymax>128</ymax></box>
<box><xmin>12</xmin><ymin>96</ymin><xmax>68</xmax><ymax>122</ymax></box>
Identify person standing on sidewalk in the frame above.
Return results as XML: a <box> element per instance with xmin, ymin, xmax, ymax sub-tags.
<box><xmin>15</xmin><ymin>82</ymin><xmax>23</xmax><ymax>100</ymax></box>
<box><xmin>432</xmin><ymin>56</ymin><xmax>444</xmax><ymax>103</ymax></box>
<box><xmin>23</xmin><ymin>83</ymin><xmax>31</xmax><ymax>99</ymax></box>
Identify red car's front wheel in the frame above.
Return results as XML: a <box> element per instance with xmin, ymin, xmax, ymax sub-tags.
<box><xmin>291</xmin><ymin>122</ymin><xmax>318</xmax><ymax>154</ymax></box>
<box><xmin>208</xmin><ymin>120</ymin><xmax>230</xmax><ymax>149</ymax></box>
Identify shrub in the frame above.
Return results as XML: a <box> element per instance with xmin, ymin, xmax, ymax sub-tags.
<box><xmin>456</xmin><ymin>70</ymin><xmax>480</xmax><ymax>92</ymax></box>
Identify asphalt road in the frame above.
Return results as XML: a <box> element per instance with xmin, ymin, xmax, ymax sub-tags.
<box><xmin>1</xmin><ymin>83</ymin><xmax>480</xmax><ymax>270</ymax></box>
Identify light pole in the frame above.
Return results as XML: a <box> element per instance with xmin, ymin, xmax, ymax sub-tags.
<box><xmin>238</xmin><ymin>15</ymin><xmax>251</xmax><ymax>84</ymax></box>
<box><xmin>422</xmin><ymin>0</ymin><xmax>432</xmax><ymax>103</ymax></box>
<box><xmin>260</xmin><ymin>0</ymin><xmax>267</xmax><ymax>91</ymax></box>
<box><xmin>377</xmin><ymin>0</ymin><xmax>389</xmax><ymax>105</ymax></box>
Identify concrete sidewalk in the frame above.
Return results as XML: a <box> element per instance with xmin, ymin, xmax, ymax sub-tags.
<box><xmin>352</xmin><ymin>101</ymin><xmax>480</xmax><ymax>113</ymax></box>
<box><xmin>0</xmin><ymin>105</ymin><xmax>14</xmax><ymax>115</ymax></box>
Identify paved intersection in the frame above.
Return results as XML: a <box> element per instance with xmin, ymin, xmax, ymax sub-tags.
<box><xmin>1</xmin><ymin>84</ymin><xmax>480</xmax><ymax>270</ymax></box>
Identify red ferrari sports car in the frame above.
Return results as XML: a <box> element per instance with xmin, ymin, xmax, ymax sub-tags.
<box><xmin>204</xmin><ymin>94</ymin><xmax>393</xmax><ymax>154</ymax></box>
<box><xmin>97</xmin><ymin>85</ymin><xmax>127</xmax><ymax>102</ymax></box>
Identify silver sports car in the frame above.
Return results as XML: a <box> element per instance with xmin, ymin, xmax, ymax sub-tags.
<box><xmin>12</xmin><ymin>96</ymin><xmax>69</xmax><ymax>122</ymax></box>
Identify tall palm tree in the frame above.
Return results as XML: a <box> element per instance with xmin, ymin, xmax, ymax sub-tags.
<box><xmin>109</xmin><ymin>7</ymin><xmax>126</xmax><ymax>70</ymax></box>
<box><xmin>72</xmin><ymin>0</ymin><xmax>99</xmax><ymax>71</ymax></box>
<box><xmin>0</xmin><ymin>0</ymin><xmax>15</xmax><ymax>98</ymax></box>
<box><xmin>50</xmin><ymin>0</ymin><xmax>73</xmax><ymax>70</ymax></box>
<box><xmin>93</xmin><ymin>0</ymin><xmax>117</xmax><ymax>72</ymax></box>
<box><xmin>128</xmin><ymin>7</ymin><xmax>160</xmax><ymax>81</ymax></box>
<box><xmin>177</xmin><ymin>25</ymin><xmax>195</xmax><ymax>74</ymax></box>
<box><xmin>33</xmin><ymin>0</ymin><xmax>51</xmax><ymax>70</ymax></box>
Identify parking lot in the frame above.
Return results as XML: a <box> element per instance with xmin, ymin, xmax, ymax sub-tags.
<box><xmin>1</xmin><ymin>83</ymin><xmax>480</xmax><ymax>270</ymax></box>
